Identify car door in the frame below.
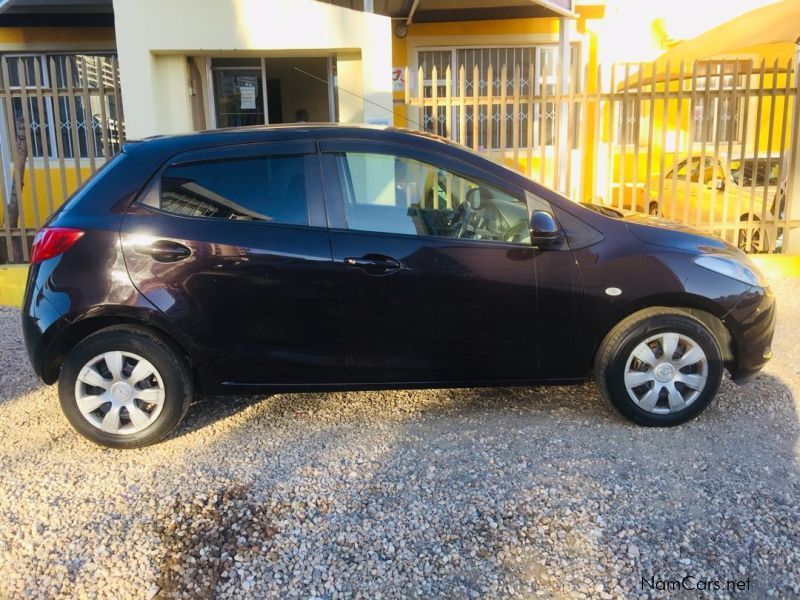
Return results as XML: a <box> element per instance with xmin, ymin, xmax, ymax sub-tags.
<box><xmin>319</xmin><ymin>138</ymin><xmax>575</xmax><ymax>383</ymax></box>
<box><xmin>121</xmin><ymin>140</ymin><xmax>343</xmax><ymax>385</ymax></box>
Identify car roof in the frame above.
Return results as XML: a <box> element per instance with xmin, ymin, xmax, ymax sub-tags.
<box><xmin>124</xmin><ymin>124</ymin><xmax>459</xmax><ymax>156</ymax></box>
<box><xmin>121</xmin><ymin>123</ymin><xmax>536</xmax><ymax>190</ymax></box>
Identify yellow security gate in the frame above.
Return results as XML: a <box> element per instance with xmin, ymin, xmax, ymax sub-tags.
<box><xmin>402</xmin><ymin>58</ymin><xmax>800</xmax><ymax>254</ymax></box>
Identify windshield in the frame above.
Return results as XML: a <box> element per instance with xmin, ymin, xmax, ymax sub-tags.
<box><xmin>666</xmin><ymin>157</ymin><xmax>723</xmax><ymax>185</ymax></box>
<box><xmin>729</xmin><ymin>158</ymin><xmax>780</xmax><ymax>187</ymax></box>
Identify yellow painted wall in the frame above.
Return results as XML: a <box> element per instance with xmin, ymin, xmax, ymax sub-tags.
<box><xmin>0</xmin><ymin>26</ymin><xmax>115</xmax><ymax>50</ymax></box>
<box><xmin>0</xmin><ymin>165</ymin><xmax>96</xmax><ymax>229</ymax></box>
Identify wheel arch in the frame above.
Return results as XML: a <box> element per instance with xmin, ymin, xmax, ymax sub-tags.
<box><xmin>41</xmin><ymin>308</ymin><xmax>206</xmax><ymax>386</ymax></box>
<box><xmin>589</xmin><ymin>297</ymin><xmax>737</xmax><ymax>374</ymax></box>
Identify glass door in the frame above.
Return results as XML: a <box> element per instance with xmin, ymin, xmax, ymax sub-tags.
<box><xmin>211</xmin><ymin>59</ymin><xmax>265</xmax><ymax>128</ymax></box>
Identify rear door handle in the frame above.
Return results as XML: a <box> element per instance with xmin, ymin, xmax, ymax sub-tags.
<box><xmin>135</xmin><ymin>239</ymin><xmax>191</xmax><ymax>263</ymax></box>
<box><xmin>344</xmin><ymin>254</ymin><xmax>401</xmax><ymax>275</ymax></box>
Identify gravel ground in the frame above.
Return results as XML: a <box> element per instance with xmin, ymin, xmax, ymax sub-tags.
<box><xmin>0</xmin><ymin>277</ymin><xmax>798</xmax><ymax>599</ymax></box>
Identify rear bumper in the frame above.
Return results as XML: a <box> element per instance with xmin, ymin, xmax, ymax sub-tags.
<box><xmin>21</xmin><ymin>265</ymin><xmax>68</xmax><ymax>383</ymax></box>
<box><xmin>725</xmin><ymin>285</ymin><xmax>776</xmax><ymax>381</ymax></box>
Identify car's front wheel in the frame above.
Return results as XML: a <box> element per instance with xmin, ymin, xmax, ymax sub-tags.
<box><xmin>594</xmin><ymin>308</ymin><xmax>723</xmax><ymax>426</ymax></box>
<box><xmin>58</xmin><ymin>326</ymin><xmax>192</xmax><ymax>448</ymax></box>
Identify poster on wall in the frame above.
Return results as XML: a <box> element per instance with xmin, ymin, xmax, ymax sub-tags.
<box><xmin>240</xmin><ymin>86</ymin><xmax>257</xmax><ymax>110</ymax></box>
<box><xmin>392</xmin><ymin>68</ymin><xmax>405</xmax><ymax>92</ymax></box>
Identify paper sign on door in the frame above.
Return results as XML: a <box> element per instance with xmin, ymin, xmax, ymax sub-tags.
<box><xmin>240</xmin><ymin>86</ymin><xmax>256</xmax><ymax>110</ymax></box>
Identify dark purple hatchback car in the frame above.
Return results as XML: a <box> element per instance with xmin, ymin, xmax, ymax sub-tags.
<box><xmin>22</xmin><ymin>125</ymin><xmax>775</xmax><ymax>448</ymax></box>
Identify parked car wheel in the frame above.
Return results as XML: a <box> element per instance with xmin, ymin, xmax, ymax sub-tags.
<box><xmin>58</xmin><ymin>326</ymin><xmax>192</xmax><ymax>448</ymax></box>
<box><xmin>594</xmin><ymin>308</ymin><xmax>723</xmax><ymax>426</ymax></box>
<box><xmin>738</xmin><ymin>214</ymin><xmax>767</xmax><ymax>253</ymax></box>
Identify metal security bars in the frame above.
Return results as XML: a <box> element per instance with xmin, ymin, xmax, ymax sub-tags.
<box><xmin>0</xmin><ymin>53</ymin><xmax>124</xmax><ymax>263</ymax></box>
<box><xmin>403</xmin><ymin>58</ymin><xmax>800</xmax><ymax>254</ymax></box>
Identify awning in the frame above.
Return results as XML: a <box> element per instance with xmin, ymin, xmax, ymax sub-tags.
<box><xmin>657</xmin><ymin>0</ymin><xmax>800</xmax><ymax>63</ymax></box>
<box><xmin>321</xmin><ymin>0</ymin><xmax>576</xmax><ymax>22</ymax></box>
<box><xmin>0</xmin><ymin>0</ymin><xmax>577</xmax><ymax>27</ymax></box>
<box><xmin>0</xmin><ymin>0</ymin><xmax>113</xmax><ymax>25</ymax></box>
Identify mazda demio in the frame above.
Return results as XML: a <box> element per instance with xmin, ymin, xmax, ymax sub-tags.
<box><xmin>22</xmin><ymin>125</ymin><xmax>776</xmax><ymax>448</ymax></box>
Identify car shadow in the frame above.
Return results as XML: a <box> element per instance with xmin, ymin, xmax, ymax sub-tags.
<box><xmin>171</xmin><ymin>380</ymin><xmax>612</xmax><ymax>442</ymax></box>
<box><xmin>174</xmin><ymin>394</ymin><xmax>276</xmax><ymax>437</ymax></box>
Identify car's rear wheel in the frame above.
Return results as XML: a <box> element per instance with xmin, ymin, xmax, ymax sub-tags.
<box><xmin>58</xmin><ymin>326</ymin><xmax>192</xmax><ymax>448</ymax></box>
<box><xmin>594</xmin><ymin>308</ymin><xmax>723</xmax><ymax>426</ymax></box>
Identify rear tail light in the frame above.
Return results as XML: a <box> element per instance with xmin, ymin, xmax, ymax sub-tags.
<box><xmin>30</xmin><ymin>227</ymin><xmax>84</xmax><ymax>264</ymax></box>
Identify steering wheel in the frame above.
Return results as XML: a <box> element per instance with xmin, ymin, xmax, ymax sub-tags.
<box><xmin>449</xmin><ymin>201</ymin><xmax>475</xmax><ymax>238</ymax></box>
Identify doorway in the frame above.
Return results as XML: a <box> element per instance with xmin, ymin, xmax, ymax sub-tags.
<box><xmin>209</xmin><ymin>56</ymin><xmax>335</xmax><ymax>128</ymax></box>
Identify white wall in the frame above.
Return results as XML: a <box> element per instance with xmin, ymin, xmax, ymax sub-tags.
<box><xmin>112</xmin><ymin>0</ymin><xmax>393</xmax><ymax>138</ymax></box>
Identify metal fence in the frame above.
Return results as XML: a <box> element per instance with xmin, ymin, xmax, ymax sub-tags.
<box><xmin>403</xmin><ymin>58</ymin><xmax>800</xmax><ymax>254</ymax></box>
<box><xmin>1</xmin><ymin>54</ymin><xmax>797</xmax><ymax>261</ymax></box>
<box><xmin>0</xmin><ymin>53</ymin><xmax>124</xmax><ymax>263</ymax></box>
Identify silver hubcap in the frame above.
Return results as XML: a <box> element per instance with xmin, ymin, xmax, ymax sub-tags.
<box><xmin>74</xmin><ymin>351</ymin><xmax>166</xmax><ymax>435</ymax></box>
<box><xmin>623</xmin><ymin>332</ymin><xmax>708</xmax><ymax>414</ymax></box>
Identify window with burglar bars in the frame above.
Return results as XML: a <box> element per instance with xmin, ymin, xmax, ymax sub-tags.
<box><xmin>417</xmin><ymin>45</ymin><xmax>579</xmax><ymax>150</ymax></box>
<box><xmin>614</xmin><ymin>62</ymin><xmax>744</xmax><ymax>147</ymax></box>
<box><xmin>693</xmin><ymin>62</ymin><xmax>744</xmax><ymax>144</ymax></box>
<box><xmin>616</xmin><ymin>98</ymin><xmax>641</xmax><ymax>146</ymax></box>
<box><xmin>3</xmin><ymin>53</ymin><xmax>123</xmax><ymax>159</ymax></box>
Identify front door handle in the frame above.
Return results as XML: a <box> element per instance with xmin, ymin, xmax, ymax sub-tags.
<box><xmin>135</xmin><ymin>239</ymin><xmax>192</xmax><ymax>263</ymax></box>
<box><xmin>344</xmin><ymin>254</ymin><xmax>401</xmax><ymax>275</ymax></box>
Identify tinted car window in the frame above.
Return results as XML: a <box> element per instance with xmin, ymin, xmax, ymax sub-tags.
<box><xmin>668</xmin><ymin>157</ymin><xmax>723</xmax><ymax>185</ymax></box>
<box><xmin>730</xmin><ymin>158</ymin><xmax>780</xmax><ymax>186</ymax></box>
<box><xmin>159</xmin><ymin>155</ymin><xmax>309</xmax><ymax>225</ymax></box>
<box><xmin>336</xmin><ymin>152</ymin><xmax>530</xmax><ymax>244</ymax></box>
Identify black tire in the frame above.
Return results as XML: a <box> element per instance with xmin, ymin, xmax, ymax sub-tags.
<box><xmin>594</xmin><ymin>308</ymin><xmax>723</xmax><ymax>426</ymax></box>
<box><xmin>58</xmin><ymin>326</ymin><xmax>192</xmax><ymax>448</ymax></box>
<box><xmin>737</xmin><ymin>214</ymin><xmax>767</xmax><ymax>253</ymax></box>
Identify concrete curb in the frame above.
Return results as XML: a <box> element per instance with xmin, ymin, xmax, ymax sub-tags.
<box><xmin>0</xmin><ymin>265</ymin><xmax>27</xmax><ymax>307</ymax></box>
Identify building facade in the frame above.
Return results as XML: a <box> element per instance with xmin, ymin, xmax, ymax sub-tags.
<box><xmin>0</xmin><ymin>0</ymin><xmax>798</xmax><ymax>260</ymax></box>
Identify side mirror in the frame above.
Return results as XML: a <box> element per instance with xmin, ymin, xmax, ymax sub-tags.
<box><xmin>529</xmin><ymin>210</ymin><xmax>562</xmax><ymax>248</ymax></box>
<box><xmin>708</xmin><ymin>179</ymin><xmax>725</xmax><ymax>191</ymax></box>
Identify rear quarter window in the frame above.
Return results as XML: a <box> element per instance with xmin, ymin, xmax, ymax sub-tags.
<box><xmin>149</xmin><ymin>154</ymin><xmax>310</xmax><ymax>226</ymax></box>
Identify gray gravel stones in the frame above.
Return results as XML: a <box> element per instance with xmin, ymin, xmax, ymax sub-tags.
<box><xmin>0</xmin><ymin>275</ymin><xmax>799</xmax><ymax>598</ymax></box>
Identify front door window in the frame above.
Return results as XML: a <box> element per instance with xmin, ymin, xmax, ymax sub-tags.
<box><xmin>334</xmin><ymin>152</ymin><xmax>531</xmax><ymax>244</ymax></box>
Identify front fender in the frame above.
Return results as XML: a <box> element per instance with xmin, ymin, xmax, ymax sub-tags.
<box><xmin>572</xmin><ymin>243</ymin><xmax>753</xmax><ymax>374</ymax></box>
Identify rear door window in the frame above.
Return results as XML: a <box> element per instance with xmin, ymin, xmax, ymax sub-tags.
<box><xmin>157</xmin><ymin>154</ymin><xmax>309</xmax><ymax>225</ymax></box>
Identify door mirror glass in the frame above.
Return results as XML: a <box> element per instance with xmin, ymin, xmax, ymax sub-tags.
<box><xmin>529</xmin><ymin>210</ymin><xmax>562</xmax><ymax>247</ymax></box>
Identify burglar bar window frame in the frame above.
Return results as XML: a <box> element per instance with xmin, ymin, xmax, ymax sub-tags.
<box><xmin>693</xmin><ymin>61</ymin><xmax>746</xmax><ymax>145</ymax></box>
<box><xmin>415</xmin><ymin>43</ymin><xmax>581</xmax><ymax>151</ymax></box>
<box><xmin>1</xmin><ymin>51</ymin><xmax>120</xmax><ymax>162</ymax></box>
